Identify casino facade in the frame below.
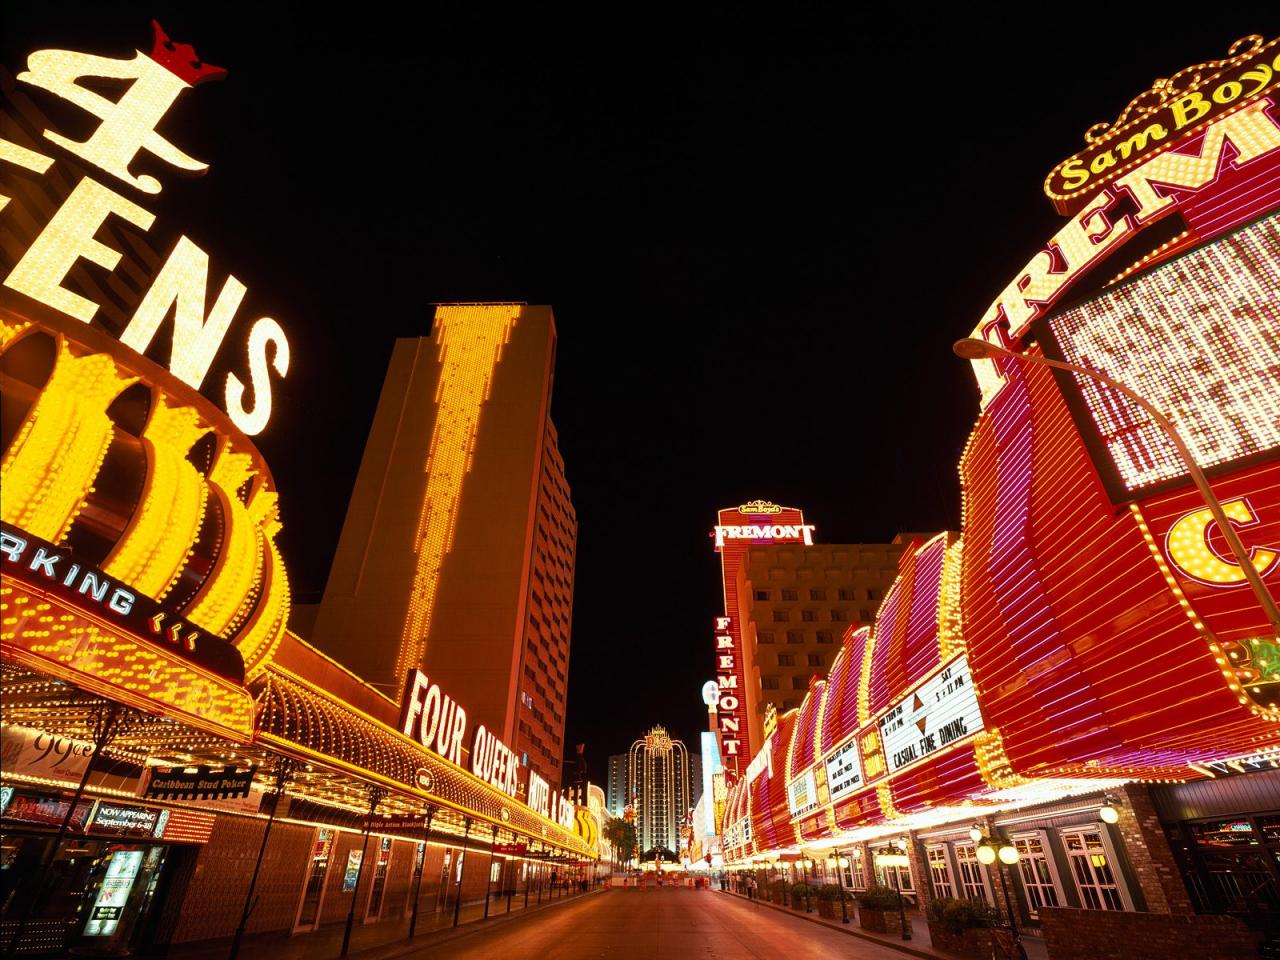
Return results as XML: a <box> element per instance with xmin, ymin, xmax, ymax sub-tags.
<box><xmin>0</xmin><ymin>27</ymin><xmax>594</xmax><ymax>959</ymax></box>
<box><xmin>718</xmin><ymin>36</ymin><xmax>1280</xmax><ymax>958</ymax></box>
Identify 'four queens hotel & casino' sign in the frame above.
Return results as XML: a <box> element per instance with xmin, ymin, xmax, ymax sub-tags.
<box><xmin>1</xmin><ymin>22</ymin><xmax>291</xmax><ymax>435</ymax></box>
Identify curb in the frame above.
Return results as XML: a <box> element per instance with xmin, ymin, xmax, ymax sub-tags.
<box><xmin>716</xmin><ymin>889</ymin><xmax>951</xmax><ymax>960</ymax></box>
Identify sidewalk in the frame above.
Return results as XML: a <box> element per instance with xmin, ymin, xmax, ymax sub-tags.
<box><xmin>168</xmin><ymin>886</ymin><xmax>602</xmax><ymax>960</ymax></box>
<box><xmin>717</xmin><ymin>889</ymin><xmax>1048</xmax><ymax>960</ymax></box>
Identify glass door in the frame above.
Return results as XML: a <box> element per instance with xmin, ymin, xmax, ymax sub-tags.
<box><xmin>365</xmin><ymin>837</ymin><xmax>393</xmax><ymax>921</ymax></box>
<box><xmin>294</xmin><ymin>828</ymin><xmax>333</xmax><ymax>932</ymax></box>
<box><xmin>1012</xmin><ymin>833</ymin><xmax>1060</xmax><ymax>919</ymax></box>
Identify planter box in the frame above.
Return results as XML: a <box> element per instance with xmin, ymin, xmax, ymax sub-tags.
<box><xmin>817</xmin><ymin>899</ymin><xmax>837</xmax><ymax>919</ymax></box>
<box><xmin>927</xmin><ymin>921</ymin><xmax>996</xmax><ymax>958</ymax></box>
<box><xmin>858</xmin><ymin>906</ymin><xmax>903</xmax><ymax>934</ymax></box>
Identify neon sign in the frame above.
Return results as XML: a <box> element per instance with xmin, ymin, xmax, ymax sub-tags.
<box><xmin>399</xmin><ymin>669</ymin><xmax>467</xmax><ymax>766</ymax></box>
<box><xmin>2</xmin><ymin>23</ymin><xmax>291</xmax><ymax>435</ymax></box>
<box><xmin>712</xmin><ymin>523</ymin><xmax>816</xmax><ymax>548</ymax></box>
<box><xmin>713</xmin><ymin>616</ymin><xmax>744</xmax><ymax>760</ymax></box>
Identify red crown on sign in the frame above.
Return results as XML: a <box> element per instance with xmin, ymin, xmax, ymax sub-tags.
<box><xmin>149</xmin><ymin>20</ymin><xmax>227</xmax><ymax>85</ymax></box>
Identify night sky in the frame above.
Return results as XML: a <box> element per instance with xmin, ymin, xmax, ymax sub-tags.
<box><xmin>3</xmin><ymin>8</ymin><xmax>1276</xmax><ymax>785</ymax></box>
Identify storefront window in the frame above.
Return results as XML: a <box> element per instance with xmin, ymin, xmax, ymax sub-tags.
<box><xmin>0</xmin><ymin>835</ymin><xmax>168</xmax><ymax>956</ymax></box>
<box><xmin>954</xmin><ymin>843</ymin><xmax>989</xmax><ymax>903</ymax></box>
<box><xmin>1012</xmin><ymin>834</ymin><xmax>1059</xmax><ymax>918</ymax></box>
<box><xmin>927</xmin><ymin>845</ymin><xmax>954</xmax><ymax>899</ymax></box>
<box><xmin>1061</xmin><ymin>829</ymin><xmax>1124</xmax><ymax>910</ymax></box>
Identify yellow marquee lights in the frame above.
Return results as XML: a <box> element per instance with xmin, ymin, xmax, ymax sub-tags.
<box><xmin>0</xmin><ymin>320</ymin><xmax>291</xmax><ymax>677</ymax></box>
<box><xmin>187</xmin><ymin>446</ymin><xmax>264</xmax><ymax>638</ymax></box>
<box><xmin>937</xmin><ymin>537</ymin><xmax>965</xmax><ymax>662</ymax></box>
<box><xmin>1165</xmin><ymin>500</ymin><xmax>1278</xmax><ymax>585</ymax></box>
<box><xmin>0</xmin><ymin>336</ymin><xmax>133</xmax><ymax>542</ymax></box>
<box><xmin>1</xmin><ymin>586</ymin><xmax>255</xmax><ymax>738</ymax></box>
<box><xmin>103</xmin><ymin>396</ymin><xmax>210</xmax><ymax>599</ymax></box>
<box><xmin>395</xmin><ymin>304</ymin><xmax>521</xmax><ymax>684</ymax></box>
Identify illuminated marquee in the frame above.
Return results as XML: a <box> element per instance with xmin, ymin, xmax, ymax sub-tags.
<box><xmin>877</xmin><ymin>656</ymin><xmax>984</xmax><ymax>774</ymax></box>
<box><xmin>399</xmin><ymin>669</ymin><xmax>468</xmax><ymax>766</ymax></box>
<box><xmin>1</xmin><ymin>22</ymin><xmax>291</xmax><ymax>435</ymax></box>
<box><xmin>713</xmin><ymin>523</ymin><xmax>816</xmax><ymax>548</ymax></box>
<box><xmin>966</xmin><ymin>95</ymin><xmax>1280</xmax><ymax>405</ymax></box>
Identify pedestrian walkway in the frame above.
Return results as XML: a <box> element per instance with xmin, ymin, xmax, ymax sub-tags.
<box><xmin>716</xmin><ymin>888</ymin><xmax>1048</xmax><ymax>960</ymax></box>
<box><xmin>168</xmin><ymin>885</ymin><xmax>601</xmax><ymax>960</ymax></box>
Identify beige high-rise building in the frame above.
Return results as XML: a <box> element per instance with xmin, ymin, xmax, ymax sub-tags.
<box><xmin>308</xmin><ymin>303</ymin><xmax>576</xmax><ymax>783</ymax></box>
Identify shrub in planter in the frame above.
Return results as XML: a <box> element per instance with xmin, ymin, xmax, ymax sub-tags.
<box><xmin>925</xmin><ymin>898</ymin><xmax>1000</xmax><ymax>958</ymax></box>
<box><xmin>816</xmin><ymin>883</ymin><xmax>847</xmax><ymax>919</ymax></box>
<box><xmin>856</xmin><ymin>884</ymin><xmax>905</xmax><ymax>933</ymax></box>
<box><xmin>790</xmin><ymin>882</ymin><xmax>810</xmax><ymax>909</ymax></box>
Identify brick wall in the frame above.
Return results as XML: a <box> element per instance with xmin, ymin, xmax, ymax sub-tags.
<box><xmin>1116</xmin><ymin>783</ymin><xmax>1194</xmax><ymax>914</ymax></box>
<box><xmin>171</xmin><ymin>817</ymin><xmax>314</xmax><ymax>943</ymax></box>
<box><xmin>1040</xmin><ymin>907</ymin><xmax>1259</xmax><ymax>960</ymax></box>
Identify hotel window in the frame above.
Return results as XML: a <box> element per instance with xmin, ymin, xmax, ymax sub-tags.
<box><xmin>782</xmin><ymin>589</ymin><xmax>798</xmax><ymax>601</ymax></box>
<box><xmin>807</xmin><ymin>653</ymin><xmax>824</xmax><ymax>667</ymax></box>
<box><xmin>927</xmin><ymin>846</ymin><xmax>954</xmax><ymax>899</ymax></box>
<box><xmin>758</xmin><ymin>631</ymin><xmax>776</xmax><ymax>644</ymax></box>
<box><xmin>792</xmin><ymin>676</ymin><xmax>807</xmax><ymax>689</ymax></box>
<box><xmin>809</xmin><ymin>588</ymin><xmax>826</xmax><ymax>600</ymax></box>
<box><xmin>802</xmin><ymin>609</ymin><xmax>818</xmax><ymax>622</ymax></box>
<box><xmin>859</xmin><ymin>608</ymin><xmax>872</xmax><ymax>621</ymax></box>
<box><xmin>754</xmin><ymin>590</ymin><xmax>770</xmax><ymax>601</ymax></box>
<box><xmin>954</xmin><ymin>843</ymin><xmax>990</xmax><ymax>903</ymax></box>
<box><xmin>778</xmin><ymin>654</ymin><xmax>796</xmax><ymax>667</ymax></box>
<box><xmin>830</xmin><ymin>609</ymin><xmax>847</xmax><ymax>621</ymax></box>
<box><xmin>838</xmin><ymin>588</ymin><xmax>854</xmax><ymax>601</ymax></box>
<box><xmin>786</xmin><ymin>631</ymin><xmax>804</xmax><ymax>644</ymax></box>
<box><xmin>772</xmin><ymin>610</ymin><xmax>789</xmax><ymax>622</ymax></box>
<box><xmin>816</xmin><ymin>631</ymin><xmax>833</xmax><ymax>644</ymax></box>
<box><xmin>1012</xmin><ymin>833</ymin><xmax>1061</xmax><ymax>919</ymax></box>
<box><xmin>1061</xmin><ymin>828</ymin><xmax>1128</xmax><ymax>910</ymax></box>
<box><xmin>762</xmin><ymin>677</ymin><xmax>780</xmax><ymax>690</ymax></box>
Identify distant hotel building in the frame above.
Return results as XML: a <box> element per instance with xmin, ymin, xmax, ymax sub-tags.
<box><xmin>628</xmin><ymin>727</ymin><xmax>692</xmax><ymax>855</ymax></box>
<box><xmin>308</xmin><ymin>303</ymin><xmax>576</xmax><ymax>784</ymax></box>
<box><xmin>606</xmin><ymin>753</ymin><xmax>628</xmax><ymax>818</ymax></box>
<box><xmin>710</xmin><ymin>501</ymin><xmax>915</xmax><ymax>771</ymax></box>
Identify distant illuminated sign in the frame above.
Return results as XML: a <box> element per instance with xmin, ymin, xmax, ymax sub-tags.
<box><xmin>786</xmin><ymin>769</ymin><xmax>817</xmax><ymax>815</ymax></box>
<box><xmin>90</xmin><ymin>803</ymin><xmax>161</xmax><ymax>836</ymax></box>
<box><xmin>3</xmin><ymin>24</ymin><xmax>291</xmax><ymax>434</ymax></box>
<box><xmin>824</xmin><ymin>739</ymin><xmax>863</xmax><ymax>801</ymax></box>
<box><xmin>343</xmin><ymin>851</ymin><xmax>363</xmax><ymax>892</ymax></box>
<box><xmin>700</xmin><ymin>732</ymin><xmax>721</xmax><ymax>835</ymax></box>
<box><xmin>1046</xmin><ymin>213</ymin><xmax>1280</xmax><ymax>497</ymax></box>
<box><xmin>878</xmin><ymin>657</ymin><xmax>984</xmax><ymax>774</ymax></box>
<box><xmin>713</xmin><ymin>524</ymin><xmax>816</xmax><ymax>548</ymax></box>
<box><xmin>527</xmin><ymin>770</ymin><xmax>577</xmax><ymax>830</ymax></box>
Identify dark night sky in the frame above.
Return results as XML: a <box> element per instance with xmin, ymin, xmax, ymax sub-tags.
<box><xmin>3</xmin><ymin>7</ymin><xmax>1276</xmax><ymax>784</ymax></box>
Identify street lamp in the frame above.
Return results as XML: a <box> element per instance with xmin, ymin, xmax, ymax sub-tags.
<box><xmin>974</xmin><ymin>832</ymin><xmax>1028</xmax><ymax>960</ymax></box>
<box><xmin>875</xmin><ymin>841</ymin><xmax>912</xmax><ymax>941</ymax></box>
<box><xmin>799</xmin><ymin>855</ymin><xmax>814</xmax><ymax>912</ymax></box>
<box><xmin>1099</xmin><ymin>798</ymin><xmax>1120</xmax><ymax>824</ymax></box>
<box><xmin>829</xmin><ymin>849</ymin><xmax>850</xmax><ymax>923</ymax></box>
<box><xmin>953</xmin><ymin>336</ymin><xmax>1280</xmax><ymax>640</ymax></box>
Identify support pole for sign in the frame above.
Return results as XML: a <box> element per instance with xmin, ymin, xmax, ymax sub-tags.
<box><xmin>407</xmin><ymin>805</ymin><xmax>436</xmax><ymax>940</ymax></box>
<box><xmin>4</xmin><ymin>701</ymin><xmax>126</xmax><ymax>960</ymax></box>
<box><xmin>229</xmin><ymin>758</ymin><xmax>294</xmax><ymax>960</ymax></box>
<box><xmin>537</xmin><ymin>845</ymin><xmax>544</xmax><ymax>905</ymax></box>
<box><xmin>340</xmin><ymin>785</ymin><xmax>384</xmax><ymax>958</ymax></box>
<box><xmin>483</xmin><ymin>824</ymin><xmax>498</xmax><ymax>918</ymax></box>
<box><xmin>453</xmin><ymin>818</ymin><xmax>472</xmax><ymax>928</ymax></box>
<box><xmin>524</xmin><ymin>852</ymin><xmax>531</xmax><ymax>910</ymax></box>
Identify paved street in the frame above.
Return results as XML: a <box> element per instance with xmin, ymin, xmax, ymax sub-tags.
<box><xmin>401</xmin><ymin>889</ymin><xmax>918</xmax><ymax>959</ymax></box>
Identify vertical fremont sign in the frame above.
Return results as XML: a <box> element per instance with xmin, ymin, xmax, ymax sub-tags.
<box><xmin>711</xmin><ymin>501</ymin><xmax>815</xmax><ymax>777</ymax></box>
